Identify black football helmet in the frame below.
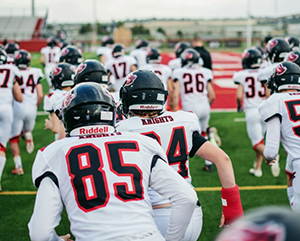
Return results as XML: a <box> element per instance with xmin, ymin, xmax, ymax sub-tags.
<box><xmin>112</xmin><ymin>44</ymin><xmax>125</xmax><ymax>57</ymax></box>
<box><xmin>285</xmin><ymin>51</ymin><xmax>300</xmax><ymax>67</ymax></box>
<box><xmin>146</xmin><ymin>48</ymin><xmax>161</xmax><ymax>63</ymax></box>
<box><xmin>285</xmin><ymin>36</ymin><xmax>300</xmax><ymax>52</ymax></box>
<box><xmin>47</xmin><ymin>38</ymin><xmax>57</xmax><ymax>47</ymax></box>
<box><xmin>215</xmin><ymin>206</ymin><xmax>300</xmax><ymax>241</ymax></box>
<box><xmin>5</xmin><ymin>42</ymin><xmax>20</xmax><ymax>55</ymax></box>
<box><xmin>14</xmin><ymin>49</ymin><xmax>31</xmax><ymax>69</ymax></box>
<box><xmin>0</xmin><ymin>49</ymin><xmax>7</xmax><ymax>64</ymax></box>
<box><xmin>242</xmin><ymin>48</ymin><xmax>262</xmax><ymax>69</ymax></box>
<box><xmin>174</xmin><ymin>42</ymin><xmax>190</xmax><ymax>58</ymax></box>
<box><xmin>180</xmin><ymin>48</ymin><xmax>200</xmax><ymax>67</ymax></box>
<box><xmin>266</xmin><ymin>38</ymin><xmax>290</xmax><ymax>63</ymax></box>
<box><xmin>135</xmin><ymin>39</ymin><xmax>149</xmax><ymax>49</ymax></box>
<box><xmin>120</xmin><ymin>70</ymin><xmax>167</xmax><ymax>115</ymax></box>
<box><xmin>50</xmin><ymin>63</ymin><xmax>75</xmax><ymax>90</ymax></box>
<box><xmin>267</xmin><ymin>61</ymin><xmax>300</xmax><ymax>92</ymax></box>
<box><xmin>102</xmin><ymin>36</ymin><xmax>114</xmax><ymax>46</ymax></box>
<box><xmin>74</xmin><ymin>59</ymin><xmax>108</xmax><ymax>87</ymax></box>
<box><xmin>62</xmin><ymin>82</ymin><xmax>116</xmax><ymax>135</ymax></box>
<box><xmin>59</xmin><ymin>46</ymin><xmax>83</xmax><ymax>66</ymax></box>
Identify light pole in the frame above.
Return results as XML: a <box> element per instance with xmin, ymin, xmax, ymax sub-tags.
<box><xmin>246</xmin><ymin>0</ymin><xmax>252</xmax><ymax>48</ymax></box>
<box><xmin>93</xmin><ymin>0</ymin><xmax>98</xmax><ymax>47</ymax></box>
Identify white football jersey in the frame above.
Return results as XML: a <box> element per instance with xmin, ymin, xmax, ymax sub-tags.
<box><xmin>30</xmin><ymin>131</ymin><xmax>196</xmax><ymax>240</ymax></box>
<box><xmin>259</xmin><ymin>92</ymin><xmax>300</xmax><ymax>159</ymax></box>
<box><xmin>117</xmin><ymin>111</ymin><xmax>202</xmax><ymax>187</ymax></box>
<box><xmin>130</xmin><ymin>48</ymin><xmax>149</xmax><ymax>68</ymax></box>
<box><xmin>96</xmin><ymin>46</ymin><xmax>113</xmax><ymax>63</ymax></box>
<box><xmin>43</xmin><ymin>89</ymin><xmax>68</xmax><ymax>113</ymax></box>
<box><xmin>258</xmin><ymin>62</ymin><xmax>278</xmax><ymax>83</ymax></box>
<box><xmin>105</xmin><ymin>55</ymin><xmax>137</xmax><ymax>92</ymax></box>
<box><xmin>40</xmin><ymin>46</ymin><xmax>61</xmax><ymax>67</ymax></box>
<box><xmin>168</xmin><ymin>58</ymin><xmax>182</xmax><ymax>70</ymax></box>
<box><xmin>18</xmin><ymin>67</ymin><xmax>44</xmax><ymax>105</ymax></box>
<box><xmin>172</xmin><ymin>65</ymin><xmax>213</xmax><ymax>111</ymax></box>
<box><xmin>0</xmin><ymin>63</ymin><xmax>21</xmax><ymax>104</ymax></box>
<box><xmin>233</xmin><ymin>68</ymin><xmax>265</xmax><ymax>109</ymax></box>
<box><xmin>141</xmin><ymin>63</ymin><xmax>172</xmax><ymax>90</ymax></box>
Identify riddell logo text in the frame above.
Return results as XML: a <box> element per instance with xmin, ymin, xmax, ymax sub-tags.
<box><xmin>79</xmin><ymin>126</ymin><xmax>109</xmax><ymax>134</ymax></box>
<box><xmin>140</xmin><ymin>105</ymin><xmax>160</xmax><ymax>109</ymax></box>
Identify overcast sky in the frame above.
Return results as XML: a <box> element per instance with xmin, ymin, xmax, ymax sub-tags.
<box><xmin>1</xmin><ymin>0</ymin><xmax>300</xmax><ymax>23</ymax></box>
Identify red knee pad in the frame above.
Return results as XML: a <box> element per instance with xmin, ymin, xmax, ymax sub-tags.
<box><xmin>0</xmin><ymin>143</ymin><xmax>6</xmax><ymax>152</ymax></box>
<box><xmin>9</xmin><ymin>135</ymin><xmax>20</xmax><ymax>144</ymax></box>
<box><xmin>221</xmin><ymin>184</ymin><xmax>244</xmax><ymax>225</ymax></box>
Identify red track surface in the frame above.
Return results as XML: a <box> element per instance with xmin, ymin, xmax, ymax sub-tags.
<box><xmin>161</xmin><ymin>52</ymin><xmax>242</xmax><ymax>110</ymax></box>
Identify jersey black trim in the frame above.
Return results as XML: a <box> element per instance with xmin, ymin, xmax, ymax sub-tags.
<box><xmin>151</xmin><ymin>155</ymin><xmax>167</xmax><ymax>172</ymax></box>
<box><xmin>35</xmin><ymin>171</ymin><xmax>59</xmax><ymax>189</ymax></box>
<box><xmin>189</xmin><ymin>131</ymin><xmax>207</xmax><ymax>158</ymax></box>
<box><xmin>265</xmin><ymin>113</ymin><xmax>282</xmax><ymax>123</ymax></box>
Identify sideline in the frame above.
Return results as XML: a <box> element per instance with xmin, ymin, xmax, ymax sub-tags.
<box><xmin>0</xmin><ymin>185</ymin><xmax>287</xmax><ymax>195</ymax></box>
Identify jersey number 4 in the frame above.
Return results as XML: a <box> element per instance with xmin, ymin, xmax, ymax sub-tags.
<box><xmin>66</xmin><ymin>142</ymin><xmax>143</xmax><ymax>212</ymax></box>
<box><xmin>142</xmin><ymin>126</ymin><xmax>189</xmax><ymax>178</ymax></box>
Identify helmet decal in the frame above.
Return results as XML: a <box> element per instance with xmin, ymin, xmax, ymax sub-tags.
<box><xmin>61</xmin><ymin>48</ymin><xmax>69</xmax><ymax>56</ymax></box>
<box><xmin>53</xmin><ymin>66</ymin><xmax>62</xmax><ymax>76</ymax></box>
<box><xmin>242</xmin><ymin>51</ymin><xmax>250</xmax><ymax>59</ymax></box>
<box><xmin>185</xmin><ymin>52</ymin><xmax>194</xmax><ymax>59</ymax></box>
<box><xmin>124</xmin><ymin>73</ymin><xmax>137</xmax><ymax>86</ymax></box>
<box><xmin>268</xmin><ymin>40</ymin><xmax>278</xmax><ymax>51</ymax></box>
<box><xmin>76</xmin><ymin>63</ymin><xmax>87</xmax><ymax>74</ymax></box>
<box><xmin>70</xmin><ymin>65</ymin><xmax>76</xmax><ymax>72</ymax></box>
<box><xmin>15</xmin><ymin>52</ymin><xmax>22</xmax><ymax>60</ymax></box>
<box><xmin>276</xmin><ymin>63</ymin><xmax>287</xmax><ymax>75</ymax></box>
<box><xmin>62</xmin><ymin>91</ymin><xmax>76</xmax><ymax>108</ymax></box>
<box><xmin>288</xmin><ymin>52</ymin><xmax>299</xmax><ymax>62</ymax></box>
<box><xmin>216</xmin><ymin>221</ymin><xmax>285</xmax><ymax>241</ymax></box>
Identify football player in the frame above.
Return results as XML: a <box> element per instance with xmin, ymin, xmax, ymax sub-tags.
<box><xmin>40</xmin><ymin>38</ymin><xmax>61</xmax><ymax>88</ymax></box>
<box><xmin>104</xmin><ymin>44</ymin><xmax>137</xmax><ymax>94</ymax></box>
<box><xmin>0</xmin><ymin>49</ymin><xmax>23</xmax><ymax>190</ymax></box>
<box><xmin>129</xmin><ymin>39</ymin><xmax>149</xmax><ymax>68</ymax></box>
<box><xmin>28</xmin><ymin>82</ymin><xmax>198</xmax><ymax>241</ymax></box>
<box><xmin>9</xmin><ymin>50</ymin><xmax>44</xmax><ymax>175</ymax></box>
<box><xmin>259</xmin><ymin>61</ymin><xmax>300</xmax><ymax>211</ymax></box>
<box><xmin>96</xmin><ymin>35</ymin><xmax>114</xmax><ymax>64</ymax></box>
<box><xmin>233</xmin><ymin>48</ymin><xmax>277</xmax><ymax>177</ymax></box>
<box><xmin>5</xmin><ymin>42</ymin><xmax>20</xmax><ymax>64</ymax></box>
<box><xmin>192</xmin><ymin>36</ymin><xmax>212</xmax><ymax>70</ymax></box>
<box><xmin>116</xmin><ymin>70</ymin><xmax>243</xmax><ymax>240</ymax></box>
<box><xmin>171</xmin><ymin>48</ymin><xmax>216</xmax><ymax>171</ymax></box>
<box><xmin>258</xmin><ymin>37</ymin><xmax>290</xmax><ymax>97</ymax></box>
<box><xmin>43</xmin><ymin>63</ymin><xmax>75</xmax><ymax>141</ymax></box>
<box><xmin>141</xmin><ymin>48</ymin><xmax>173</xmax><ymax>110</ymax></box>
<box><xmin>168</xmin><ymin>41</ymin><xmax>190</xmax><ymax>70</ymax></box>
<box><xmin>59</xmin><ymin>45</ymin><xmax>83</xmax><ymax>68</ymax></box>
<box><xmin>215</xmin><ymin>206</ymin><xmax>300</xmax><ymax>241</ymax></box>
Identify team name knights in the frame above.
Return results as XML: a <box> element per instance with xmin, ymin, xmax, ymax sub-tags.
<box><xmin>79</xmin><ymin>126</ymin><xmax>109</xmax><ymax>134</ymax></box>
<box><xmin>141</xmin><ymin>116</ymin><xmax>174</xmax><ymax>125</ymax></box>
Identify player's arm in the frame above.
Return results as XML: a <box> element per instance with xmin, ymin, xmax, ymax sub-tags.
<box><xmin>12</xmin><ymin>78</ymin><xmax>23</xmax><ymax>102</ymax></box>
<box><xmin>130</xmin><ymin>64</ymin><xmax>137</xmax><ymax>72</ymax></box>
<box><xmin>36</xmin><ymin>82</ymin><xmax>44</xmax><ymax>108</ymax></box>
<box><xmin>207</xmin><ymin>81</ymin><xmax>215</xmax><ymax>106</ymax></box>
<box><xmin>40</xmin><ymin>54</ymin><xmax>45</xmax><ymax>67</ymax></box>
<box><xmin>99</xmin><ymin>55</ymin><xmax>106</xmax><ymax>64</ymax></box>
<box><xmin>150</xmin><ymin>157</ymin><xmax>198</xmax><ymax>241</ymax></box>
<box><xmin>191</xmin><ymin>132</ymin><xmax>243</xmax><ymax>226</ymax></box>
<box><xmin>170</xmin><ymin>79</ymin><xmax>180</xmax><ymax>111</ymax></box>
<box><xmin>28</xmin><ymin>177</ymin><xmax>64</xmax><ymax>241</ymax></box>
<box><xmin>236</xmin><ymin>84</ymin><xmax>244</xmax><ymax>112</ymax></box>
<box><xmin>263</xmin><ymin>115</ymin><xmax>281</xmax><ymax>164</ymax></box>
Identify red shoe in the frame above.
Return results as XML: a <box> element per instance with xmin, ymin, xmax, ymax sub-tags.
<box><xmin>11</xmin><ymin>167</ymin><xmax>24</xmax><ymax>175</ymax></box>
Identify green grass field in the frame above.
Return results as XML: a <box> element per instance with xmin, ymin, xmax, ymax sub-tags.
<box><xmin>0</xmin><ymin>53</ymin><xmax>289</xmax><ymax>241</ymax></box>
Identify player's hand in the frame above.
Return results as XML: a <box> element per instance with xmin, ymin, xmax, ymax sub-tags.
<box><xmin>44</xmin><ymin>115</ymin><xmax>53</xmax><ymax>130</ymax></box>
<box><xmin>237</xmin><ymin>105</ymin><xmax>244</xmax><ymax>112</ymax></box>
<box><xmin>59</xmin><ymin>234</ymin><xmax>73</xmax><ymax>241</ymax></box>
<box><xmin>219</xmin><ymin>212</ymin><xmax>226</xmax><ymax>228</ymax></box>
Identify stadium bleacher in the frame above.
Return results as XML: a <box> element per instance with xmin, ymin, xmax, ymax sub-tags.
<box><xmin>0</xmin><ymin>16</ymin><xmax>44</xmax><ymax>40</ymax></box>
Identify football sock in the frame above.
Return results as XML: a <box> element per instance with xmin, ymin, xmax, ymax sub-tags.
<box><xmin>13</xmin><ymin>155</ymin><xmax>22</xmax><ymax>168</ymax></box>
<box><xmin>287</xmin><ymin>186</ymin><xmax>294</xmax><ymax>206</ymax></box>
<box><xmin>0</xmin><ymin>156</ymin><xmax>6</xmax><ymax>182</ymax></box>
